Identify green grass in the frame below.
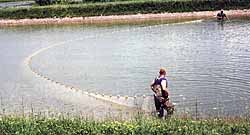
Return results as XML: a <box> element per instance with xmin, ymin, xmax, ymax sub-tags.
<box><xmin>0</xmin><ymin>0</ymin><xmax>250</xmax><ymax>19</ymax></box>
<box><xmin>0</xmin><ymin>116</ymin><xmax>250</xmax><ymax>134</ymax></box>
<box><xmin>58</xmin><ymin>0</ymin><xmax>194</xmax><ymax>4</ymax></box>
<box><xmin>0</xmin><ymin>0</ymin><xmax>190</xmax><ymax>4</ymax></box>
<box><xmin>0</xmin><ymin>0</ymin><xmax>31</xmax><ymax>3</ymax></box>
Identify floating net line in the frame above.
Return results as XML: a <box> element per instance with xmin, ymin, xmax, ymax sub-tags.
<box><xmin>23</xmin><ymin>19</ymin><xmax>250</xmax><ymax>117</ymax></box>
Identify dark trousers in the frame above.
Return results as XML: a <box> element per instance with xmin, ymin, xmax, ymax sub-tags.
<box><xmin>154</xmin><ymin>95</ymin><xmax>164</xmax><ymax>117</ymax></box>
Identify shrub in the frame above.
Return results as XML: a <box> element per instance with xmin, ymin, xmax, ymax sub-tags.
<box><xmin>1</xmin><ymin>0</ymin><xmax>250</xmax><ymax>19</ymax></box>
<box><xmin>35</xmin><ymin>0</ymin><xmax>55</xmax><ymax>6</ymax></box>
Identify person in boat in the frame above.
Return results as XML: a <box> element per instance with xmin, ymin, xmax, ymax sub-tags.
<box><xmin>150</xmin><ymin>68</ymin><xmax>174</xmax><ymax>118</ymax></box>
<box><xmin>217</xmin><ymin>9</ymin><xmax>228</xmax><ymax>21</ymax></box>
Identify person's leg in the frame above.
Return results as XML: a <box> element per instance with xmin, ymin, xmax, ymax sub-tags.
<box><xmin>154</xmin><ymin>95</ymin><xmax>160</xmax><ymax>111</ymax></box>
<box><xmin>159</xmin><ymin>104</ymin><xmax>164</xmax><ymax>118</ymax></box>
<box><xmin>162</xmin><ymin>98</ymin><xmax>174</xmax><ymax>116</ymax></box>
<box><xmin>154</xmin><ymin>95</ymin><xmax>163</xmax><ymax>117</ymax></box>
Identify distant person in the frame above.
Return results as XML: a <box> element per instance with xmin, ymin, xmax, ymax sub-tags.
<box><xmin>217</xmin><ymin>9</ymin><xmax>228</xmax><ymax>21</ymax></box>
<box><xmin>150</xmin><ymin>68</ymin><xmax>174</xmax><ymax>118</ymax></box>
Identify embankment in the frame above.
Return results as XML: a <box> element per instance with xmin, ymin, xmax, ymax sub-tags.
<box><xmin>1</xmin><ymin>9</ymin><xmax>250</xmax><ymax>26</ymax></box>
<box><xmin>0</xmin><ymin>0</ymin><xmax>250</xmax><ymax>20</ymax></box>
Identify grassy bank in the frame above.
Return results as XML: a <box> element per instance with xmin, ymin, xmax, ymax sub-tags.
<box><xmin>0</xmin><ymin>0</ymin><xmax>30</xmax><ymax>3</ymax></box>
<box><xmin>0</xmin><ymin>116</ymin><xmax>250</xmax><ymax>134</ymax></box>
<box><xmin>0</xmin><ymin>0</ymin><xmax>250</xmax><ymax>19</ymax></box>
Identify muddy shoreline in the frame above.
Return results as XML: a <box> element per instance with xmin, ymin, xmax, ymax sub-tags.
<box><xmin>0</xmin><ymin>9</ymin><xmax>250</xmax><ymax>26</ymax></box>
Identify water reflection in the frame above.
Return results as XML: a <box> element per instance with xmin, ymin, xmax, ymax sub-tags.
<box><xmin>217</xmin><ymin>20</ymin><xmax>225</xmax><ymax>30</ymax></box>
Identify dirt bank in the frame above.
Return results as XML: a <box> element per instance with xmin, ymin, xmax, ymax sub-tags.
<box><xmin>0</xmin><ymin>9</ymin><xmax>250</xmax><ymax>26</ymax></box>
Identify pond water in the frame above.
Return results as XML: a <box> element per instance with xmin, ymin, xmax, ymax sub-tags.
<box><xmin>1</xmin><ymin>19</ymin><xmax>250</xmax><ymax>116</ymax></box>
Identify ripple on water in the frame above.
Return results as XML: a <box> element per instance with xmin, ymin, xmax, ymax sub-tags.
<box><xmin>22</xmin><ymin>19</ymin><xmax>250</xmax><ymax>115</ymax></box>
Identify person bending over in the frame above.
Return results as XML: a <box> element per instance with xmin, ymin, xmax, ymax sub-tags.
<box><xmin>217</xmin><ymin>9</ymin><xmax>228</xmax><ymax>21</ymax></box>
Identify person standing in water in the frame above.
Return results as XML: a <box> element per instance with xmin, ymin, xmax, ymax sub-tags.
<box><xmin>150</xmin><ymin>68</ymin><xmax>172</xmax><ymax>118</ymax></box>
<box><xmin>217</xmin><ymin>9</ymin><xmax>228</xmax><ymax>21</ymax></box>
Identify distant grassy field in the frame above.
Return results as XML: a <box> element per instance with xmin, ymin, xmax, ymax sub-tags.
<box><xmin>0</xmin><ymin>116</ymin><xmax>250</xmax><ymax>134</ymax></box>
<box><xmin>0</xmin><ymin>0</ymin><xmax>191</xmax><ymax>3</ymax></box>
<box><xmin>0</xmin><ymin>0</ymin><xmax>250</xmax><ymax>19</ymax></box>
<box><xmin>59</xmin><ymin>0</ymin><xmax>194</xmax><ymax>4</ymax></box>
<box><xmin>0</xmin><ymin>0</ymin><xmax>30</xmax><ymax>3</ymax></box>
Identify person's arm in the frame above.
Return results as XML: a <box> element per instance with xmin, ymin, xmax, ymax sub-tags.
<box><xmin>161</xmin><ymin>80</ymin><xmax>169</xmax><ymax>96</ymax></box>
<box><xmin>150</xmin><ymin>79</ymin><xmax>155</xmax><ymax>92</ymax></box>
<box><xmin>217</xmin><ymin>16</ymin><xmax>222</xmax><ymax>19</ymax></box>
<box><xmin>224</xmin><ymin>14</ymin><xmax>229</xmax><ymax>21</ymax></box>
<box><xmin>217</xmin><ymin>13</ymin><xmax>222</xmax><ymax>19</ymax></box>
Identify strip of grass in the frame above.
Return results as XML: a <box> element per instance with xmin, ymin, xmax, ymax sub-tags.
<box><xmin>59</xmin><ymin>0</ymin><xmax>194</xmax><ymax>4</ymax></box>
<box><xmin>0</xmin><ymin>116</ymin><xmax>250</xmax><ymax>134</ymax></box>
<box><xmin>0</xmin><ymin>0</ymin><xmax>31</xmax><ymax>3</ymax></box>
<box><xmin>0</xmin><ymin>0</ymin><xmax>250</xmax><ymax>19</ymax></box>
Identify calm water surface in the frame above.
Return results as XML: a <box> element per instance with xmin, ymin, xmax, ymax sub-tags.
<box><xmin>1</xmin><ymin>19</ymin><xmax>250</xmax><ymax>116</ymax></box>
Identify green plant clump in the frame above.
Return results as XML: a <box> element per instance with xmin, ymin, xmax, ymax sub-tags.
<box><xmin>0</xmin><ymin>0</ymin><xmax>250</xmax><ymax>19</ymax></box>
<box><xmin>0</xmin><ymin>116</ymin><xmax>250</xmax><ymax>135</ymax></box>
